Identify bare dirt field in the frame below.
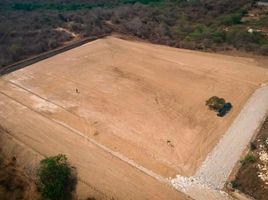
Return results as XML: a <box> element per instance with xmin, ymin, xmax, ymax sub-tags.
<box><xmin>1</xmin><ymin>36</ymin><xmax>268</xmax><ymax>177</ymax></box>
<box><xmin>0</xmin><ymin>98</ymin><xmax>189</xmax><ymax>200</ymax></box>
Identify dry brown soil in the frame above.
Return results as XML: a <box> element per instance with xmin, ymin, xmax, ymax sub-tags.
<box><xmin>1</xmin><ymin>36</ymin><xmax>268</xmax><ymax>177</ymax></box>
<box><xmin>0</xmin><ymin>36</ymin><xmax>268</xmax><ymax>199</ymax></box>
<box><xmin>0</xmin><ymin>141</ymin><xmax>39</xmax><ymax>200</ymax></box>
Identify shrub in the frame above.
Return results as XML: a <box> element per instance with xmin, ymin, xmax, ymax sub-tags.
<box><xmin>211</xmin><ymin>31</ymin><xmax>226</xmax><ymax>43</ymax></box>
<box><xmin>186</xmin><ymin>25</ymin><xmax>212</xmax><ymax>42</ymax></box>
<box><xmin>37</xmin><ymin>154</ymin><xmax>75</xmax><ymax>200</ymax></box>
<box><xmin>244</xmin><ymin>154</ymin><xmax>256</xmax><ymax>162</ymax></box>
<box><xmin>226</xmin><ymin>29</ymin><xmax>266</xmax><ymax>50</ymax></box>
<box><xmin>230</xmin><ymin>179</ymin><xmax>239</xmax><ymax>188</ymax></box>
<box><xmin>8</xmin><ymin>43</ymin><xmax>23</xmax><ymax>60</ymax></box>
<box><xmin>223</xmin><ymin>12</ymin><xmax>243</xmax><ymax>25</ymax></box>
<box><xmin>206</xmin><ymin>96</ymin><xmax>226</xmax><ymax>111</ymax></box>
<box><xmin>240</xmin><ymin>154</ymin><xmax>256</xmax><ymax>166</ymax></box>
<box><xmin>259</xmin><ymin>44</ymin><xmax>268</xmax><ymax>55</ymax></box>
<box><xmin>250</xmin><ymin>142</ymin><xmax>257</xmax><ymax>151</ymax></box>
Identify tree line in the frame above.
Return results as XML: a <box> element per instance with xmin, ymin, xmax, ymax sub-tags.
<box><xmin>0</xmin><ymin>0</ymin><xmax>267</xmax><ymax>68</ymax></box>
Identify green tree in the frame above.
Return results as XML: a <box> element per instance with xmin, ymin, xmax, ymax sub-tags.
<box><xmin>206</xmin><ymin>96</ymin><xmax>226</xmax><ymax>111</ymax></box>
<box><xmin>211</xmin><ymin>31</ymin><xmax>226</xmax><ymax>43</ymax></box>
<box><xmin>8</xmin><ymin>43</ymin><xmax>23</xmax><ymax>60</ymax></box>
<box><xmin>223</xmin><ymin>12</ymin><xmax>243</xmax><ymax>25</ymax></box>
<box><xmin>37</xmin><ymin>154</ymin><xmax>75</xmax><ymax>200</ymax></box>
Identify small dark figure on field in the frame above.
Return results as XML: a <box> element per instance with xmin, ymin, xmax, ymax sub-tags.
<box><xmin>75</xmin><ymin>88</ymin><xmax>79</xmax><ymax>94</ymax></box>
<box><xmin>167</xmin><ymin>140</ymin><xmax>174</xmax><ymax>148</ymax></box>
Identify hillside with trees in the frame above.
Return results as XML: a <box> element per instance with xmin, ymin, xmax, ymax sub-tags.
<box><xmin>0</xmin><ymin>0</ymin><xmax>267</xmax><ymax>68</ymax></box>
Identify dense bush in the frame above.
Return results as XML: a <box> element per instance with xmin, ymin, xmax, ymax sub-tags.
<box><xmin>37</xmin><ymin>154</ymin><xmax>75</xmax><ymax>200</ymax></box>
<box><xmin>206</xmin><ymin>96</ymin><xmax>226</xmax><ymax>111</ymax></box>
<box><xmin>240</xmin><ymin>154</ymin><xmax>256</xmax><ymax>166</ymax></box>
<box><xmin>223</xmin><ymin>12</ymin><xmax>243</xmax><ymax>25</ymax></box>
<box><xmin>250</xmin><ymin>142</ymin><xmax>257</xmax><ymax>151</ymax></box>
<box><xmin>206</xmin><ymin>96</ymin><xmax>233</xmax><ymax>117</ymax></box>
<box><xmin>211</xmin><ymin>30</ymin><xmax>226</xmax><ymax>43</ymax></box>
<box><xmin>0</xmin><ymin>0</ymin><xmax>267</xmax><ymax>68</ymax></box>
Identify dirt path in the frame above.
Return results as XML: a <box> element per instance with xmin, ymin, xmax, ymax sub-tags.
<box><xmin>55</xmin><ymin>27</ymin><xmax>79</xmax><ymax>39</ymax></box>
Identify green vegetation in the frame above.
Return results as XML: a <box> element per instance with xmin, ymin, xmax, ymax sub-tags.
<box><xmin>0</xmin><ymin>0</ymin><xmax>267</xmax><ymax>68</ymax></box>
<box><xmin>5</xmin><ymin>0</ymin><xmax>164</xmax><ymax>11</ymax></box>
<box><xmin>230</xmin><ymin>179</ymin><xmax>239</xmax><ymax>188</ymax></box>
<box><xmin>206</xmin><ymin>96</ymin><xmax>226</xmax><ymax>111</ymax></box>
<box><xmin>206</xmin><ymin>96</ymin><xmax>232</xmax><ymax>117</ymax></box>
<box><xmin>37</xmin><ymin>154</ymin><xmax>75</xmax><ymax>200</ymax></box>
<box><xmin>211</xmin><ymin>31</ymin><xmax>226</xmax><ymax>43</ymax></box>
<box><xmin>11</xmin><ymin>2</ymin><xmax>112</xmax><ymax>11</ymax></box>
<box><xmin>240</xmin><ymin>154</ymin><xmax>256</xmax><ymax>166</ymax></box>
<box><xmin>250</xmin><ymin>142</ymin><xmax>257</xmax><ymax>151</ymax></box>
<box><xmin>223</xmin><ymin>11</ymin><xmax>245</xmax><ymax>25</ymax></box>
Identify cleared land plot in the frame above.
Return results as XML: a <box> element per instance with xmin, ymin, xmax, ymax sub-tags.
<box><xmin>0</xmin><ymin>94</ymin><xmax>189</xmax><ymax>200</ymax></box>
<box><xmin>1</xmin><ymin>36</ymin><xmax>268</xmax><ymax>179</ymax></box>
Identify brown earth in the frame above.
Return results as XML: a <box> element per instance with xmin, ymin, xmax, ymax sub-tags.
<box><xmin>0</xmin><ymin>139</ymin><xmax>40</xmax><ymax>200</ymax></box>
<box><xmin>0</xmin><ymin>36</ymin><xmax>268</xmax><ymax>199</ymax></box>
<box><xmin>0</xmin><ymin>98</ymin><xmax>190</xmax><ymax>200</ymax></box>
<box><xmin>1</xmin><ymin>36</ymin><xmax>268</xmax><ymax>177</ymax></box>
<box><xmin>234</xmin><ymin>117</ymin><xmax>268</xmax><ymax>200</ymax></box>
